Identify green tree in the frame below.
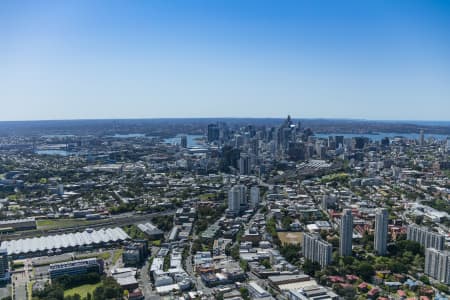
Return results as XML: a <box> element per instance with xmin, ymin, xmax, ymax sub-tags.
<box><xmin>239</xmin><ymin>287</ymin><xmax>250</xmax><ymax>300</ymax></box>
<box><xmin>354</xmin><ymin>262</ymin><xmax>374</xmax><ymax>281</ymax></box>
<box><xmin>303</xmin><ymin>259</ymin><xmax>321</xmax><ymax>276</ymax></box>
<box><xmin>419</xmin><ymin>275</ymin><xmax>430</xmax><ymax>284</ymax></box>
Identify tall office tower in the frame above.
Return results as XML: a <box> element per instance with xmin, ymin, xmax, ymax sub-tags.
<box><xmin>406</xmin><ymin>224</ymin><xmax>445</xmax><ymax>250</ymax></box>
<box><xmin>353</xmin><ymin>137</ymin><xmax>367</xmax><ymax>149</ymax></box>
<box><xmin>327</xmin><ymin>136</ymin><xmax>335</xmax><ymax>149</ymax></box>
<box><xmin>239</xmin><ymin>154</ymin><xmax>250</xmax><ymax>175</ymax></box>
<box><xmin>0</xmin><ymin>249</ymin><xmax>8</xmax><ymax>279</ymax></box>
<box><xmin>250</xmin><ymin>186</ymin><xmax>260</xmax><ymax>209</ymax></box>
<box><xmin>419</xmin><ymin>129</ymin><xmax>425</xmax><ymax>146</ymax></box>
<box><xmin>374</xmin><ymin>208</ymin><xmax>389</xmax><ymax>256</ymax></box>
<box><xmin>303</xmin><ymin>233</ymin><xmax>333</xmax><ymax>267</ymax></box>
<box><xmin>381</xmin><ymin>137</ymin><xmax>390</xmax><ymax>147</ymax></box>
<box><xmin>250</xmin><ymin>138</ymin><xmax>259</xmax><ymax>156</ymax></box>
<box><xmin>339</xmin><ymin>209</ymin><xmax>353</xmax><ymax>257</ymax></box>
<box><xmin>425</xmin><ymin>248</ymin><xmax>450</xmax><ymax>284</ymax></box>
<box><xmin>207</xmin><ymin>124</ymin><xmax>220</xmax><ymax>143</ymax></box>
<box><xmin>218</xmin><ymin>122</ymin><xmax>229</xmax><ymax>141</ymax></box>
<box><xmin>180</xmin><ymin>135</ymin><xmax>188</xmax><ymax>148</ymax></box>
<box><xmin>335</xmin><ymin>136</ymin><xmax>344</xmax><ymax>149</ymax></box>
<box><xmin>228</xmin><ymin>185</ymin><xmax>247</xmax><ymax>215</ymax></box>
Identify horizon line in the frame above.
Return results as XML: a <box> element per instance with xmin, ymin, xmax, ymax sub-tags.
<box><xmin>0</xmin><ymin>117</ymin><xmax>449</xmax><ymax>124</ymax></box>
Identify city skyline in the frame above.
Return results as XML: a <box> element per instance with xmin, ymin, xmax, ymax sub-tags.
<box><xmin>1</xmin><ymin>0</ymin><xmax>450</xmax><ymax>121</ymax></box>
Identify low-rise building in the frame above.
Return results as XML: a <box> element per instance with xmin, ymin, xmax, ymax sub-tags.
<box><xmin>49</xmin><ymin>258</ymin><xmax>103</xmax><ymax>279</ymax></box>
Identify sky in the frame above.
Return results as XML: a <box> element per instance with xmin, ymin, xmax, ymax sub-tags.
<box><xmin>1</xmin><ymin>0</ymin><xmax>450</xmax><ymax>121</ymax></box>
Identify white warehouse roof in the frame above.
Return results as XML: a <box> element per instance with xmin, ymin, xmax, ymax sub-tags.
<box><xmin>0</xmin><ymin>227</ymin><xmax>130</xmax><ymax>256</ymax></box>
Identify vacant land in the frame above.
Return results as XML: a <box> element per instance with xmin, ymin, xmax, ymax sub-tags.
<box><xmin>36</xmin><ymin>218</ymin><xmax>109</xmax><ymax>230</ymax></box>
<box><xmin>278</xmin><ymin>232</ymin><xmax>303</xmax><ymax>245</ymax></box>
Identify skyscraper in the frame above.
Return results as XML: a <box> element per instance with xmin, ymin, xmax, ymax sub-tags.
<box><xmin>339</xmin><ymin>209</ymin><xmax>353</xmax><ymax>257</ymax></box>
<box><xmin>180</xmin><ymin>135</ymin><xmax>188</xmax><ymax>148</ymax></box>
<box><xmin>419</xmin><ymin>129</ymin><xmax>425</xmax><ymax>146</ymax></box>
<box><xmin>374</xmin><ymin>208</ymin><xmax>388</xmax><ymax>256</ymax></box>
<box><xmin>250</xmin><ymin>186</ymin><xmax>260</xmax><ymax>209</ymax></box>
<box><xmin>335</xmin><ymin>136</ymin><xmax>344</xmax><ymax>149</ymax></box>
<box><xmin>303</xmin><ymin>233</ymin><xmax>333</xmax><ymax>267</ymax></box>
<box><xmin>407</xmin><ymin>224</ymin><xmax>445</xmax><ymax>250</ymax></box>
<box><xmin>239</xmin><ymin>154</ymin><xmax>250</xmax><ymax>175</ymax></box>
<box><xmin>207</xmin><ymin>124</ymin><xmax>220</xmax><ymax>143</ymax></box>
<box><xmin>425</xmin><ymin>248</ymin><xmax>450</xmax><ymax>284</ymax></box>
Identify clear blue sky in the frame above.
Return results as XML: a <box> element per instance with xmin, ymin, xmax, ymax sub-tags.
<box><xmin>1</xmin><ymin>0</ymin><xmax>450</xmax><ymax>121</ymax></box>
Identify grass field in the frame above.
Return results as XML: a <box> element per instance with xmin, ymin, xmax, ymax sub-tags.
<box><xmin>112</xmin><ymin>249</ymin><xmax>123</xmax><ymax>264</ymax></box>
<box><xmin>199</xmin><ymin>193</ymin><xmax>215</xmax><ymax>200</ymax></box>
<box><xmin>76</xmin><ymin>251</ymin><xmax>111</xmax><ymax>261</ymax></box>
<box><xmin>36</xmin><ymin>218</ymin><xmax>109</xmax><ymax>230</ymax></box>
<box><xmin>64</xmin><ymin>283</ymin><xmax>101</xmax><ymax>298</ymax></box>
<box><xmin>278</xmin><ymin>232</ymin><xmax>303</xmax><ymax>245</ymax></box>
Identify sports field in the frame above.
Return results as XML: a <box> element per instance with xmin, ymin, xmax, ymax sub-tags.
<box><xmin>277</xmin><ymin>232</ymin><xmax>303</xmax><ymax>245</ymax></box>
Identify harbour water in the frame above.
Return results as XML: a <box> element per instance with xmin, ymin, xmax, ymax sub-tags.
<box><xmin>314</xmin><ymin>132</ymin><xmax>449</xmax><ymax>141</ymax></box>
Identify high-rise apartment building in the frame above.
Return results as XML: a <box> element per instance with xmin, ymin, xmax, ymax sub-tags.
<box><xmin>374</xmin><ymin>208</ymin><xmax>388</xmax><ymax>256</ymax></box>
<box><xmin>425</xmin><ymin>248</ymin><xmax>450</xmax><ymax>284</ymax></box>
<box><xmin>303</xmin><ymin>233</ymin><xmax>332</xmax><ymax>267</ymax></box>
<box><xmin>250</xmin><ymin>186</ymin><xmax>260</xmax><ymax>209</ymax></box>
<box><xmin>228</xmin><ymin>185</ymin><xmax>247</xmax><ymax>216</ymax></box>
<box><xmin>407</xmin><ymin>224</ymin><xmax>445</xmax><ymax>250</ymax></box>
<box><xmin>339</xmin><ymin>209</ymin><xmax>353</xmax><ymax>257</ymax></box>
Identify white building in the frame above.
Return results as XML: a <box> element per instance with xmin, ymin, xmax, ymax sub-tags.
<box><xmin>425</xmin><ymin>248</ymin><xmax>450</xmax><ymax>284</ymax></box>
<box><xmin>228</xmin><ymin>185</ymin><xmax>247</xmax><ymax>215</ymax></box>
<box><xmin>303</xmin><ymin>233</ymin><xmax>332</xmax><ymax>267</ymax></box>
<box><xmin>407</xmin><ymin>224</ymin><xmax>445</xmax><ymax>250</ymax></box>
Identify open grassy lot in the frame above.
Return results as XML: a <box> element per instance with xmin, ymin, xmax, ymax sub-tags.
<box><xmin>278</xmin><ymin>232</ymin><xmax>303</xmax><ymax>245</ymax></box>
<box><xmin>64</xmin><ymin>283</ymin><xmax>101</xmax><ymax>298</ymax></box>
<box><xmin>36</xmin><ymin>218</ymin><xmax>109</xmax><ymax>230</ymax></box>
<box><xmin>112</xmin><ymin>249</ymin><xmax>123</xmax><ymax>264</ymax></box>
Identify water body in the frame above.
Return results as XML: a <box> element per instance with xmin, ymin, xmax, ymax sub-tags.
<box><xmin>41</xmin><ymin>134</ymin><xmax>76</xmax><ymax>138</ymax></box>
<box><xmin>314</xmin><ymin>132</ymin><xmax>449</xmax><ymax>141</ymax></box>
<box><xmin>35</xmin><ymin>150</ymin><xmax>71</xmax><ymax>156</ymax></box>
<box><xmin>111</xmin><ymin>133</ymin><xmax>148</xmax><ymax>138</ymax></box>
<box><xmin>164</xmin><ymin>134</ymin><xmax>204</xmax><ymax>147</ymax></box>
